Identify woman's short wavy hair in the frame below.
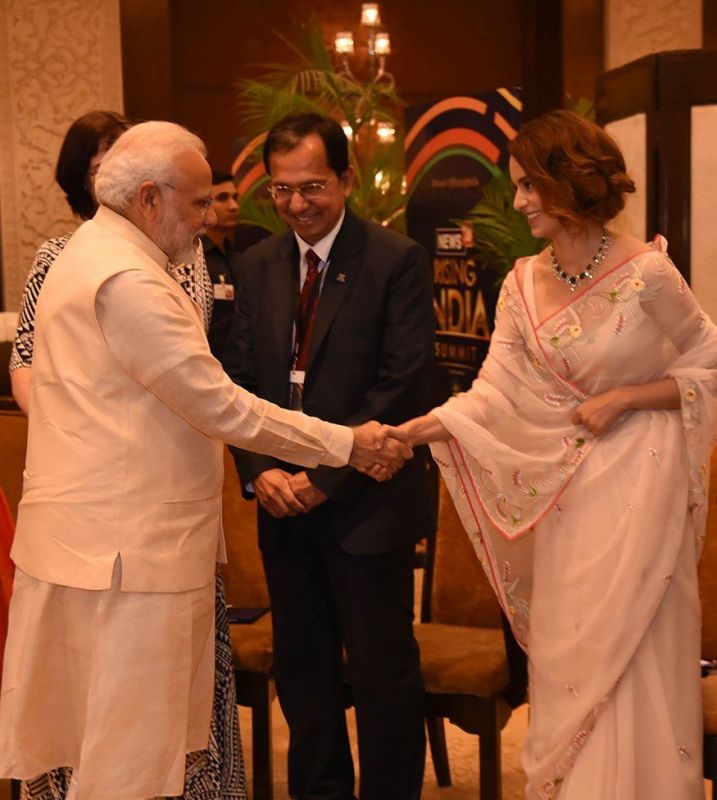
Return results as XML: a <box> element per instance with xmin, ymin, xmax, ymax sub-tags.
<box><xmin>509</xmin><ymin>110</ymin><xmax>636</xmax><ymax>228</ymax></box>
<box><xmin>94</xmin><ymin>121</ymin><xmax>207</xmax><ymax>213</ymax></box>
<box><xmin>56</xmin><ymin>111</ymin><xmax>130</xmax><ymax>220</ymax></box>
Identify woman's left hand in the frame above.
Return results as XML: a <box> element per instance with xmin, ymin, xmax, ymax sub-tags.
<box><xmin>572</xmin><ymin>388</ymin><xmax>628</xmax><ymax>437</ymax></box>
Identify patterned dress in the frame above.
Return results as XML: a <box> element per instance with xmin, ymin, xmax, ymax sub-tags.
<box><xmin>10</xmin><ymin>233</ymin><xmax>247</xmax><ymax>800</ymax></box>
<box><xmin>432</xmin><ymin>239</ymin><xmax>717</xmax><ymax>799</ymax></box>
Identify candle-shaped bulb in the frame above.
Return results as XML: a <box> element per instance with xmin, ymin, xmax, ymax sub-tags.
<box><xmin>374</xmin><ymin>32</ymin><xmax>391</xmax><ymax>55</ymax></box>
<box><xmin>335</xmin><ymin>32</ymin><xmax>355</xmax><ymax>54</ymax></box>
<box><xmin>361</xmin><ymin>3</ymin><xmax>381</xmax><ymax>27</ymax></box>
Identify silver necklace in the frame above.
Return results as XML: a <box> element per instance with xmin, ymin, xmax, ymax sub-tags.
<box><xmin>550</xmin><ymin>228</ymin><xmax>611</xmax><ymax>292</ymax></box>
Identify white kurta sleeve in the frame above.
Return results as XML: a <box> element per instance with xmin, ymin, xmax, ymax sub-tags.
<box><xmin>95</xmin><ymin>269</ymin><xmax>354</xmax><ymax>468</ymax></box>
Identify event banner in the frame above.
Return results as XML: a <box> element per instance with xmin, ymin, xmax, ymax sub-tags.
<box><xmin>405</xmin><ymin>89</ymin><xmax>522</xmax><ymax>401</ymax></box>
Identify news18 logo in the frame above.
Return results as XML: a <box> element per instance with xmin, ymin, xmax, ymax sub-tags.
<box><xmin>435</xmin><ymin>224</ymin><xmax>474</xmax><ymax>256</ymax></box>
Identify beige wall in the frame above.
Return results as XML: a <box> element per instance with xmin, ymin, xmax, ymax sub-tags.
<box><xmin>603</xmin><ymin>0</ymin><xmax>716</xmax><ymax>318</ymax></box>
<box><xmin>604</xmin><ymin>113</ymin><xmax>647</xmax><ymax>241</ymax></box>
<box><xmin>0</xmin><ymin>0</ymin><xmax>124</xmax><ymax>313</ymax></box>
<box><xmin>691</xmin><ymin>104</ymin><xmax>717</xmax><ymax>323</ymax></box>
<box><xmin>605</xmin><ymin>0</ymin><xmax>702</xmax><ymax>69</ymax></box>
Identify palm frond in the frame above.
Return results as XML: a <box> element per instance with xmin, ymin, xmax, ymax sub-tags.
<box><xmin>570</xmin><ymin>96</ymin><xmax>596</xmax><ymax>120</ymax></box>
<box><xmin>236</xmin><ymin>81</ymin><xmax>323</xmax><ymax>133</ymax></box>
<box><xmin>238</xmin><ymin>193</ymin><xmax>286</xmax><ymax>235</ymax></box>
<box><xmin>235</xmin><ymin>16</ymin><xmax>406</xmax><ymax>231</ymax></box>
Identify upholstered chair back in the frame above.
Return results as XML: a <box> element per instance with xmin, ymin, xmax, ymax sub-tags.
<box><xmin>430</xmin><ymin>478</ymin><xmax>503</xmax><ymax>629</ymax></box>
<box><xmin>221</xmin><ymin>447</ymin><xmax>270</xmax><ymax>608</ymax></box>
<box><xmin>0</xmin><ymin>411</ymin><xmax>28</xmax><ymax>520</ymax></box>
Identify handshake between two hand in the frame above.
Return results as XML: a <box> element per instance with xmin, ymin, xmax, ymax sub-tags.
<box><xmin>348</xmin><ymin>420</ymin><xmax>413</xmax><ymax>482</ymax></box>
<box><xmin>255</xmin><ymin>421</ymin><xmax>412</xmax><ymax>519</ymax></box>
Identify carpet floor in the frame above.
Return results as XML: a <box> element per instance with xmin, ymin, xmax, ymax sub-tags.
<box><xmin>0</xmin><ymin>705</ymin><xmax>712</xmax><ymax>799</ymax></box>
<box><xmin>238</xmin><ymin>703</ymin><xmax>530</xmax><ymax>799</ymax></box>
<box><xmin>238</xmin><ymin>702</ymin><xmax>714</xmax><ymax>799</ymax></box>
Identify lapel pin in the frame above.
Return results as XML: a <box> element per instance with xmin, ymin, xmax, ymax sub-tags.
<box><xmin>336</xmin><ymin>273</ymin><xmax>347</xmax><ymax>283</ymax></box>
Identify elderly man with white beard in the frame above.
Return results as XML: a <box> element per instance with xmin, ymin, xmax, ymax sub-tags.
<box><xmin>0</xmin><ymin>121</ymin><xmax>409</xmax><ymax>800</ymax></box>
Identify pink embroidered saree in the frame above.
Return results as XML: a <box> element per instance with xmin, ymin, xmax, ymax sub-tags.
<box><xmin>431</xmin><ymin>239</ymin><xmax>717</xmax><ymax>799</ymax></box>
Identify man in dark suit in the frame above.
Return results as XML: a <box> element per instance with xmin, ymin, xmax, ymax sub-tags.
<box><xmin>201</xmin><ymin>170</ymin><xmax>240</xmax><ymax>359</ymax></box>
<box><xmin>223</xmin><ymin>112</ymin><xmax>435</xmax><ymax>800</ymax></box>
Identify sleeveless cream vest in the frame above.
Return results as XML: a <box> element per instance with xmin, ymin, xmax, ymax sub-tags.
<box><xmin>13</xmin><ymin>210</ymin><xmax>223</xmax><ymax>592</ymax></box>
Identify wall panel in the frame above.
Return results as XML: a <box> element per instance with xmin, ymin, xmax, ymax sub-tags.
<box><xmin>0</xmin><ymin>0</ymin><xmax>123</xmax><ymax>311</ymax></box>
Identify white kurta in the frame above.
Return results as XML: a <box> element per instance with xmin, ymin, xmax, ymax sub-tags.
<box><xmin>1</xmin><ymin>561</ymin><xmax>215</xmax><ymax>800</ymax></box>
<box><xmin>0</xmin><ymin>208</ymin><xmax>355</xmax><ymax>799</ymax></box>
<box><xmin>431</xmin><ymin>239</ymin><xmax>717</xmax><ymax>799</ymax></box>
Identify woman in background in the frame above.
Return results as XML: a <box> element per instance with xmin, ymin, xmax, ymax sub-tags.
<box><xmin>9</xmin><ymin>111</ymin><xmax>244</xmax><ymax>800</ymax></box>
<box><xmin>390</xmin><ymin>110</ymin><xmax>717</xmax><ymax>798</ymax></box>
<box><xmin>10</xmin><ymin>111</ymin><xmax>213</xmax><ymax>411</ymax></box>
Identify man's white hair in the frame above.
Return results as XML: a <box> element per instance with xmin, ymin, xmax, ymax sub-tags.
<box><xmin>94</xmin><ymin>121</ymin><xmax>207</xmax><ymax>212</ymax></box>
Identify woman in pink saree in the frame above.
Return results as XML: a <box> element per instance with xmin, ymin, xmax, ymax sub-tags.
<box><xmin>391</xmin><ymin>111</ymin><xmax>717</xmax><ymax>798</ymax></box>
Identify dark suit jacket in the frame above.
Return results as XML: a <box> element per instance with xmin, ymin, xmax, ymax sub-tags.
<box><xmin>223</xmin><ymin>208</ymin><xmax>436</xmax><ymax>554</ymax></box>
<box><xmin>200</xmin><ymin>234</ymin><xmax>240</xmax><ymax>360</ymax></box>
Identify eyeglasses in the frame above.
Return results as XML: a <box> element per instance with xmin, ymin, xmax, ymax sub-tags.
<box><xmin>267</xmin><ymin>177</ymin><xmax>333</xmax><ymax>201</ymax></box>
<box><xmin>162</xmin><ymin>182</ymin><xmax>214</xmax><ymax>215</ymax></box>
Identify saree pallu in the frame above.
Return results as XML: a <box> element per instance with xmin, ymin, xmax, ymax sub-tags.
<box><xmin>432</xmin><ymin>240</ymin><xmax>717</xmax><ymax>799</ymax></box>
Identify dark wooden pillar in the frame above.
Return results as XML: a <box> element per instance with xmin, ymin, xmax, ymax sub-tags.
<box><xmin>562</xmin><ymin>0</ymin><xmax>604</xmax><ymax>107</ymax></box>
<box><xmin>119</xmin><ymin>0</ymin><xmax>173</xmax><ymax>122</ymax></box>
<box><xmin>521</xmin><ymin>0</ymin><xmax>605</xmax><ymax>119</ymax></box>
<box><xmin>520</xmin><ymin>0</ymin><xmax>564</xmax><ymax>120</ymax></box>
<box><xmin>705</xmin><ymin>0</ymin><xmax>717</xmax><ymax>48</ymax></box>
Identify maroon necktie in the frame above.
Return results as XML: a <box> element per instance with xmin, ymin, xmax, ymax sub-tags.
<box><xmin>289</xmin><ymin>249</ymin><xmax>322</xmax><ymax>409</ymax></box>
<box><xmin>295</xmin><ymin>249</ymin><xmax>322</xmax><ymax>371</ymax></box>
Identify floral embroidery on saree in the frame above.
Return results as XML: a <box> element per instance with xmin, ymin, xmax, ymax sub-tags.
<box><xmin>431</xmin><ymin>237</ymin><xmax>717</xmax><ymax>797</ymax></box>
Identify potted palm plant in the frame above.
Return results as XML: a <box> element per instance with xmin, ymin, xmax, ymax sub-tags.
<box><xmin>234</xmin><ymin>18</ymin><xmax>407</xmax><ymax>233</ymax></box>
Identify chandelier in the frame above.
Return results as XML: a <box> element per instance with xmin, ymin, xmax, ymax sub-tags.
<box><xmin>334</xmin><ymin>3</ymin><xmax>394</xmax><ymax>89</ymax></box>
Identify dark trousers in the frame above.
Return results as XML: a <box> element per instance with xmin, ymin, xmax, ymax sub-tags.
<box><xmin>261</xmin><ymin>521</ymin><xmax>425</xmax><ymax>800</ymax></box>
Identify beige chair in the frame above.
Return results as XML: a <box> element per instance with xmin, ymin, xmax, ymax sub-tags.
<box><xmin>221</xmin><ymin>448</ymin><xmax>275</xmax><ymax>800</ymax></box>
<box><xmin>0</xmin><ymin>410</ymin><xmax>28</xmax><ymax>520</ymax></box>
<box><xmin>699</xmin><ymin>448</ymin><xmax>717</xmax><ymax>798</ymax></box>
<box><xmin>0</xmin><ymin>342</ymin><xmax>21</xmax><ymax>412</ymax></box>
<box><xmin>414</xmin><ymin>478</ymin><xmax>527</xmax><ymax>799</ymax></box>
<box><xmin>0</xmin><ymin>409</ymin><xmax>26</xmax><ymax>800</ymax></box>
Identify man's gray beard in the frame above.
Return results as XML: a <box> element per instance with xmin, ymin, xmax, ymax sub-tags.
<box><xmin>171</xmin><ymin>238</ymin><xmax>200</xmax><ymax>265</ymax></box>
<box><xmin>155</xmin><ymin>204</ymin><xmax>198</xmax><ymax>265</ymax></box>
